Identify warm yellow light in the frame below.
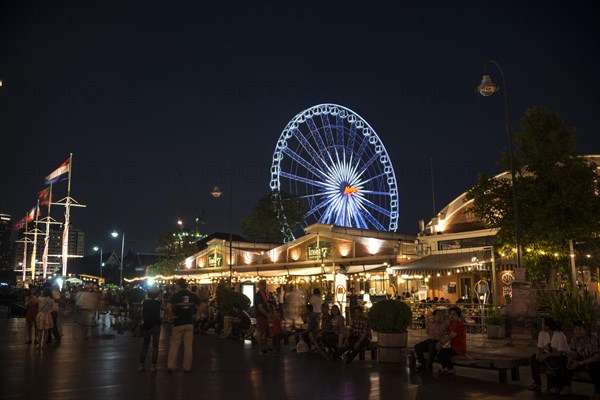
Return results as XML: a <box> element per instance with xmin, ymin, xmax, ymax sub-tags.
<box><xmin>526</xmin><ymin>248</ymin><xmax>532</xmax><ymax>252</ymax></box>
<box><xmin>554</xmin><ymin>253</ymin><xmax>559</xmax><ymax>257</ymax></box>
<box><xmin>587</xmin><ymin>254</ymin><xmax>592</xmax><ymax>258</ymax></box>
<box><xmin>447</xmin><ymin>271</ymin><xmax>451</xmax><ymax>276</ymax></box>
<box><xmin>185</xmin><ymin>258</ymin><xmax>192</xmax><ymax>269</ymax></box>
<box><xmin>366</xmin><ymin>238</ymin><xmax>382</xmax><ymax>255</ymax></box>
<box><xmin>436</xmin><ymin>273</ymin><xmax>441</xmax><ymax>277</ymax></box>
<box><xmin>291</xmin><ymin>248</ymin><xmax>300</xmax><ymax>261</ymax></box>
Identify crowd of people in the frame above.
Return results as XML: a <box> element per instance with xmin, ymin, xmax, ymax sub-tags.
<box><xmin>413</xmin><ymin>306</ymin><xmax>599</xmax><ymax>399</ymax></box>
<box><xmin>19</xmin><ymin>278</ymin><xmax>600</xmax><ymax>399</ymax></box>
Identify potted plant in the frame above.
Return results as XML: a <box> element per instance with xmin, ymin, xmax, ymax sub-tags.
<box><xmin>367</xmin><ymin>300</ymin><xmax>413</xmax><ymax>363</ymax></box>
<box><xmin>485</xmin><ymin>309</ymin><xmax>506</xmax><ymax>339</ymax></box>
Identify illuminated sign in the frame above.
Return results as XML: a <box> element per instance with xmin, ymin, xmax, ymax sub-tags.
<box><xmin>343</xmin><ymin>186</ymin><xmax>359</xmax><ymax>195</ymax></box>
<box><xmin>208</xmin><ymin>253</ymin><xmax>223</xmax><ymax>268</ymax></box>
<box><xmin>307</xmin><ymin>242</ymin><xmax>331</xmax><ymax>260</ymax></box>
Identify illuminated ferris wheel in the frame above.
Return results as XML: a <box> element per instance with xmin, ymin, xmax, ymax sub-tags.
<box><xmin>270</xmin><ymin>103</ymin><xmax>399</xmax><ymax>240</ymax></box>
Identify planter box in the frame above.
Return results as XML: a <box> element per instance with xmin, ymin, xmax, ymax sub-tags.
<box><xmin>376</xmin><ymin>332</ymin><xmax>408</xmax><ymax>363</ymax></box>
<box><xmin>486</xmin><ymin>325</ymin><xmax>506</xmax><ymax>339</ymax></box>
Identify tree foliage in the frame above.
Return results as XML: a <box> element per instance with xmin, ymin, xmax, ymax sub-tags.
<box><xmin>242</xmin><ymin>192</ymin><xmax>306</xmax><ymax>243</ymax></box>
<box><xmin>148</xmin><ymin>231</ymin><xmax>199</xmax><ymax>276</ymax></box>
<box><xmin>465</xmin><ymin>107</ymin><xmax>600</xmax><ymax>281</ymax></box>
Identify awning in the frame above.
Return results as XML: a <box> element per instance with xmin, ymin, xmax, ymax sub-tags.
<box><xmin>392</xmin><ymin>249</ymin><xmax>494</xmax><ymax>276</ymax></box>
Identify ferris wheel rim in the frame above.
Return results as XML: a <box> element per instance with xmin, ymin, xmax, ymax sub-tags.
<box><xmin>270</xmin><ymin>103</ymin><xmax>399</xmax><ymax>239</ymax></box>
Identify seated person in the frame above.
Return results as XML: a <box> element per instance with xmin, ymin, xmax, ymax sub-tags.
<box><xmin>414</xmin><ymin>309</ymin><xmax>448</xmax><ymax>372</ymax></box>
<box><xmin>229</xmin><ymin>303</ymin><xmax>251</xmax><ymax>340</ymax></box>
<box><xmin>527</xmin><ymin>316</ymin><xmax>569</xmax><ymax>392</ymax></box>
<box><xmin>564</xmin><ymin>320</ymin><xmax>600</xmax><ymax>397</ymax></box>
<box><xmin>331</xmin><ymin>306</ymin><xmax>371</xmax><ymax>363</ymax></box>
<box><xmin>319</xmin><ymin>304</ymin><xmax>346</xmax><ymax>356</ymax></box>
<box><xmin>302</xmin><ymin>303</ymin><xmax>320</xmax><ymax>351</ymax></box>
<box><xmin>436</xmin><ymin>306</ymin><xmax>467</xmax><ymax>375</ymax></box>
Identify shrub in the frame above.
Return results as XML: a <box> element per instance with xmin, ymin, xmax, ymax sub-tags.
<box><xmin>367</xmin><ymin>300</ymin><xmax>412</xmax><ymax>333</ymax></box>
<box><xmin>536</xmin><ymin>288</ymin><xmax>600</xmax><ymax>334</ymax></box>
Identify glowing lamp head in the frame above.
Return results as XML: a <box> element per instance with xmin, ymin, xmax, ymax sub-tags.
<box><xmin>111</xmin><ymin>231</ymin><xmax>119</xmax><ymax>238</ymax></box>
<box><xmin>211</xmin><ymin>185</ymin><xmax>223</xmax><ymax>198</ymax></box>
<box><xmin>476</xmin><ymin>74</ymin><xmax>499</xmax><ymax>96</ymax></box>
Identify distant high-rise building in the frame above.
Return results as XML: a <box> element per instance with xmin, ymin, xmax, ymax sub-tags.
<box><xmin>12</xmin><ymin>224</ymin><xmax>85</xmax><ymax>278</ymax></box>
<box><xmin>0</xmin><ymin>214</ymin><xmax>11</xmax><ymax>271</ymax></box>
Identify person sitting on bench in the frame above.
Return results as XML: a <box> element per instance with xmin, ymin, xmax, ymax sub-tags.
<box><xmin>565</xmin><ymin>320</ymin><xmax>600</xmax><ymax>398</ymax></box>
<box><xmin>436</xmin><ymin>306</ymin><xmax>466</xmax><ymax>375</ymax></box>
<box><xmin>414</xmin><ymin>309</ymin><xmax>448</xmax><ymax>372</ymax></box>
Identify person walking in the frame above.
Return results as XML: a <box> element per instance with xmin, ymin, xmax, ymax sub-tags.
<box><xmin>47</xmin><ymin>283</ymin><xmax>61</xmax><ymax>345</ymax></box>
<box><xmin>138</xmin><ymin>287</ymin><xmax>163</xmax><ymax>372</ymax></box>
<box><xmin>35</xmin><ymin>288</ymin><xmax>54</xmax><ymax>350</ymax></box>
<box><xmin>254</xmin><ymin>280</ymin><xmax>270</xmax><ymax>355</ymax></box>
<box><xmin>25</xmin><ymin>288</ymin><xmax>38</xmax><ymax>344</ymax></box>
<box><xmin>166</xmin><ymin>278</ymin><xmax>200</xmax><ymax>373</ymax></box>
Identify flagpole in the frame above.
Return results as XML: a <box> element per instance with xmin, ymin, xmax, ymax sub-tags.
<box><xmin>42</xmin><ymin>184</ymin><xmax>53</xmax><ymax>279</ymax></box>
<box><xmin>30</xmin><ymin>200</ymin><xmax>40</xmax><ymax>280</ymax></box>
<box><xmin>62</xmin><ymin>153</ymin><xmax>73</xmax><ymax>277</ymax></box>
<box><xmin>22</xmin><ymin>216</ymin><xmax>28</xmax><ymax>282</ymax></box>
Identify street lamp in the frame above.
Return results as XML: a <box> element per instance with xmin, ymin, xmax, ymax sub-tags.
<box><xmin>476</xmin><ymin>59</ymin><xmax>523</xmax><ymax>286</ymax></box>
<box><xmin>111</xmin><ymin>231</ymin><xmax>125</xmax><ymax>287</ymax></box>
<box><xmin>211</xmin><ymin>183</ymin><xmax>233</xmax><ymax>286</ymax></box>
<box><xmin>93</xmin><ymin>246</ymin><xmax>103</xmax><ymax>277</ymax></box>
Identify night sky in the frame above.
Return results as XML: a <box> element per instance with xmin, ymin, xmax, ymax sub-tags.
<box><xmin>1</xmin><ymin>0</ymin><xmax>599</xmax><ymax>255</ymax></box>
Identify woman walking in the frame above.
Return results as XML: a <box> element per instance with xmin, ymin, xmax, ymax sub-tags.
<box><xmin>138</xmin><ymin>287</ymin><xmax>163</xmax><ymax>372</ymax></box>
<box><xmin>25</xmin><ymin>288</ymin><xmax>38</xmax><ymax>344</ymax></box>
<box><xmin>35</xmin><ymin>289</ymin><xmax>54</xmax><ymax>350</ymax></box>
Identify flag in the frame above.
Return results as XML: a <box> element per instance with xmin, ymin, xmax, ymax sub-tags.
<box><xmin>38</xmin><ymin>186</ymin><xmax>52</xmax><ymax>206</ymax></box>
<box><xmin>62</xmin><ymin>222</ymin><xmax>69</xmax><ymax>276</ymax></box>
<box><xmin>42</xmin><ymin>236</ymin><xmax>49</xmax><ymax>277</ymax></box>
<box><xmin>13</xmin><ymin>219</ymin><xmax>25</xmax><ymax>231</ymax></box>
<box><xmin>25</xmin><ymin>207</ymin><xmax>39</xmax><ymax>222</ymax></box>
<box><xmin>45</xmin><ymin>157</ymin><xmax>71</xmax><ymax>185</ymax></box>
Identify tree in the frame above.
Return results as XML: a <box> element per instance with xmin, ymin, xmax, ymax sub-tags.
<box><xmin>242</xmin><ymin>192</ymin><xmax>306</xmax><ymax>243</ymax></box>
<box><xmin>465</xmin><ymin>107</ymin><xmax>600</xmax><ymax>282</ymax></box>
<box><xmin>148</xmin><ymin>230</ymin><xmax>199</xmax><ymax>276</ymax></box>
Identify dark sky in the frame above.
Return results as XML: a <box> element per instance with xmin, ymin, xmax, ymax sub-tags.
<box><xmin>1</xmin><ymin>0</ymin><xmax>599</xmax><ymax>255</ymax></box>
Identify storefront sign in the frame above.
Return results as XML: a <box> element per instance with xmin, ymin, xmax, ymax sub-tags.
<box><xmin>307</xmin><ymin>242</ymin><xmax>331</xmax><ymax>260</ymax></box>
<box><xmin>208</xmin><ymin>253</ymin><xmax>223</xmax><ymax>268</ymax></box>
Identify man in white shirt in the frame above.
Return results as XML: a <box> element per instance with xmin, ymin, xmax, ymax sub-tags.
<box><xmin>528</xmin><ymin>316</ymin><xmax>569</xmax><ymax>392</ymax></box>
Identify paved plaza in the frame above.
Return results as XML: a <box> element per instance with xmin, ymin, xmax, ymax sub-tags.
<box><xmin>0</xmin><ymin>311</ymin><xmax>593</xmax><ymax>400</ymax></box>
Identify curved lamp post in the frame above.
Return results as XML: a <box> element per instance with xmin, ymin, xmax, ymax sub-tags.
<box><xmin>211</xmin><ymin>183</ymin><xmax>233</xmax><ymax>286</ymax></box>
<box><xmin>476</xmin><ymin>60</ymin><xmax>523</xmax><ymax>300</ymax></box>
<box><xmin>111</xmin><ymin>231</ymin><xmax>125</xmax><ymax>287</ymax></box>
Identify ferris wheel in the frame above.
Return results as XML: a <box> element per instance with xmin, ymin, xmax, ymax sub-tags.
<box><xmin>270</xmin><ymin>103</ymin><xmax>399</xmax><ymax>240</ymax></box>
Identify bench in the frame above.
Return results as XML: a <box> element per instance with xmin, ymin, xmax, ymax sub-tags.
<box><xmin>408</xmin><ymin>348</ymin><xmax>530</xmax><ymax>383</ymax></box>
<box><xmin>358</xmin><ymin>340</ymin><xmax>378</xmax><ymax>361</ymax></box>
<box><xmin>542</xmin><ymin>365</ymin><xmax>593</xmax><ymax>390</ymax></box>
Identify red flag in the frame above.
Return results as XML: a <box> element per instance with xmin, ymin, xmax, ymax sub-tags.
<box><xmin>25</xmin><ymin>207</ymin><xmax>36</xmax><ymax>222</ymax></box>
<box><xmin>13</xmin><ymin>219</ymin><xmax>25</xmax><ymax>231</ymax></box>
<box><xmin>38</xmin><ymin>186</ymin><xmax>52</xmax><ymax>206</ymax></box>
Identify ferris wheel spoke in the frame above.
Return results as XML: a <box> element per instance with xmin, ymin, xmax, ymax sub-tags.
<box><xmin>279</xmin><ymin>171</ymin><xmax>327</xmax><ymax>190</ymax></box>
<box><xmin>355</xmin><ymin>196</ymin><xmax>391</xmax><ymax>217</ymax></box>
<box><xmin>360</xmin><ymin>190</ymin><xmax>391</xmax><ymax>196</ymax></box>
<box><xmin>349</xmin><ymin>200</ymin><xmax>370</xmax><ymax>229</ymax></box>
<box><xmin>358</xmin><ymin>172</ymin><xmax>387</xmax><ymax>185</ymax></box>
<box><xmin>321</xmin><ymin>114</ymin><xmax>335</xmax><ymax>149</ymax></box>
<box><xmin>282</xmin><ymin>147</ymin><xmax>327</xmax><ymax>181</ymax></box>
<box><xmin>305</xmin><ymin>194</ymin><xmax>336</xmax><ymax>220</ymax></box>
<box><xmin>355</xmin><ymin>134</ymin><xmax>370</xmax><ymax>161</ymax></box>
<box><xmin>306</xmin><ymin>118</ymin><xmax>330</xmax><ymax>163</ymax></box>
<box><xmin>292</xmin><ymin>128</ymin><xmax>328</xmax><ymax>171</ymax></box>
<box><xmin>356</xmin><ymin>153</ymin><xmax>380</xmax><ymax>178</ymax></box>
<box><xmin>355</xmin><ymin>202</ymin><xmax>386</xmax><ymax>231</ymax></box>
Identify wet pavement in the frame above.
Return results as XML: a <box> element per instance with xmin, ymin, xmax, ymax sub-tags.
<box><xmin>0</xmin><ymin>311</ymin><xmax>594</xmax><ymax>400</ymax></box>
